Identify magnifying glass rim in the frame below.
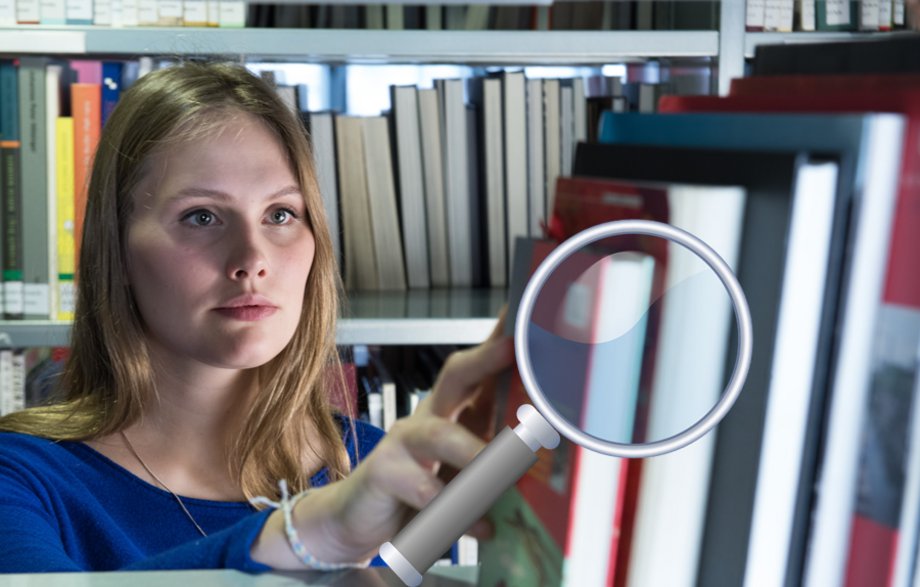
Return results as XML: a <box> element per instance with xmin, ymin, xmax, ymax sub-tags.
<box><xmin>514</xmin><ymin>219</ymin><xmax>753</xmax><ymax>459</ymax></box>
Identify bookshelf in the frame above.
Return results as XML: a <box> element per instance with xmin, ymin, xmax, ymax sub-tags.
<box><xmin>0</xmin><ymin>288</ymin><xmax>506</xmax><ymax>347</ymax></box>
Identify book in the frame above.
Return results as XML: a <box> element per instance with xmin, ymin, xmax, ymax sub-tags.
<box><xmin>334</xmin><ymin>115</ymin><xmax>378</xmax><ymax>291</ymax></box>
<box><xmin>502</xmin><ymin>71</ymin><xmax>528</xmax><ymax>279</ymax></box>
<box><xmin>70</xmin><ymin>80</ymin><xmax>101</xmax><ymax>275</ymax></box>
<box><xmin>1</xmin><ymin>59</ymin><xmax>23</xmax><ymax>319</ymax></box>
<box><xmin>596</xmin><ymin>109</ymin><xmax>901</xmax><ymax>587</ymax></box>
<box><xmin>416</xmin><ymin>87</ymin><xmax>450</xmax><ymax>289</ymax></box>
<box><xmin>44</xmin><ymin>63</ymin><xmax>61</xmax><ymax>321</ymax></box>
<box><xmin>304</xmin><ymin>111</ymin><xmax>342</xmax><ymax>272</ymax></box>
<box><xmin>467</xmin><ymin>76</ymin><xmax>506</xmax><ymax>289</ymax></box>
<box><xmin>18</xmin><ymin>56</ymin><xmax>51</xmax><ymax>320</ymax></box>
<box><xmin>437</xmin><ymin>78</ymin><xmax>472</xmax><ymax>288</ymax></box>
<box><xmin>525</xmin><ymin>77</ymin><xmax>546</xmax><ymax>239</ymax></box>
<box><xmin>389</xmin><ymin>84</ymin><xmax>431</xmax><ymax>289</ymax></box>
<box><xmin>750</xmin><ymin>34</ymin><xmax>920</xmax><ymax>75</ymax></box>
<box><xmin>54</xmin><ymin>116</ymin><xmax>75</xmax><ymax>321</ymax></box>
<box><xmin>361</xmin><ymin>116</ymin><xmax>407</xmax><ymax>291</ymax></box>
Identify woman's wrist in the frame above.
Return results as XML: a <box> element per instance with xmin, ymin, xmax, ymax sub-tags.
<box><xmin>250</xmin><ymin>483</ymin><xmax>374</xmax><ymax>570</ymax></box>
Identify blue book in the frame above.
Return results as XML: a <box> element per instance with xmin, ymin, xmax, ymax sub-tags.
<box><xmin>101</xmin><ymin>61</ymin><xmax>124</xmax><ymax>127</ymax></box>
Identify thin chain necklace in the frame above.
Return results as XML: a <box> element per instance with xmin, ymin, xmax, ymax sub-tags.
<box><xmin>120</xmin><ymin>430</ymin><xmax>209</xmax><ymax>537</ymax></box>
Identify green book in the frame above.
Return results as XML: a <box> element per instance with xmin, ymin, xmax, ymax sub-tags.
<box><xmin>0</xmin><ymin>59</ymin><xmax>23</xmax><ymax>320</ymax></box>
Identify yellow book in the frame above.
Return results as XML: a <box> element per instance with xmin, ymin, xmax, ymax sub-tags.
<box><xmin>55</xmin><ymin>117</ymin><xmax>75</xmax><ymax>322</ymax></box>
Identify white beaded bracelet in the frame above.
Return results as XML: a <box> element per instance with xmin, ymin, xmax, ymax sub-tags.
<box><xmin>251</xmin><ymin>479</ymin><xmax>369</xmax><ymax>571</ymax></box>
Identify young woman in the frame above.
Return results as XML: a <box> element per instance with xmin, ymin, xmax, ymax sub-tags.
<box><xmin>0</xmin><ymin>61</ymin><xmax>510</xmax><ymax>573</ymax></box>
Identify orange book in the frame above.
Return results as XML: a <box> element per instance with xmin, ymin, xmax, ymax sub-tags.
<box><xmin>70</xmin><ymin>82</ymin><xmax>101</xmax><ymax>273</ymax></box>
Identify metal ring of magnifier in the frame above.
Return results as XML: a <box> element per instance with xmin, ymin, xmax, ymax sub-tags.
<box><xmin>515</xmin><ymin>219</ymin><xmax>753</xmax><ymax>459</ymax></box>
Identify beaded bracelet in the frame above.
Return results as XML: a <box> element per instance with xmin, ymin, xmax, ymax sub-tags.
<box><xmin>251</xmin><ymin>479</ymin><xmax>370</xmax><ymax>571</ymax></box>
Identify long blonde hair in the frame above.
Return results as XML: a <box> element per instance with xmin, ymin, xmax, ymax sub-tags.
<box><xmin>0</xmin><ymin>61</ymin><xmax>351</xmax><ymax>501</ymax></box>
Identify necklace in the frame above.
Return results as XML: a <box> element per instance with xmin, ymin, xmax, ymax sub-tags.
<box><xmin>120</xmin><ymin>430</ymin><xmax>209</xmax><ymax>537</ymax></box>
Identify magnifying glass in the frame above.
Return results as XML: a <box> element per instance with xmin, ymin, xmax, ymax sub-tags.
<box><xmin>380</xmin><ymin>219</ymin><xmax>753</xmax><ymax>586</ymax></box>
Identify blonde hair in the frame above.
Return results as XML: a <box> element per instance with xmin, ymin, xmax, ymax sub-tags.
<box><xmin>0</xmin><ymin>61</ymin><xmax>351</xmax><ymax>501</ymax></box>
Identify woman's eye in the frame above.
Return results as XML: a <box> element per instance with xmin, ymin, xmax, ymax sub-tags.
<box><xmin>182</xmin><ymin>209</ymin><xmax>216</xmax><ymax>226</ymax></box>
<box><xmin>269</xmin><ymin>208</ymin><xmax>298</xmax><ymax>225</ymax></box>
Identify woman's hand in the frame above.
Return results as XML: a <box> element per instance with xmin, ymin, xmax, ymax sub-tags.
<box><xmin>252</xmin><ymin>310</ymin><xmax>514</xmax><ymax>569</ymax></box>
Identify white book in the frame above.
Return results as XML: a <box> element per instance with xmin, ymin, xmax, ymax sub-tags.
<box><xmin>799</xmin><ymin>0</ymin><xmax>816</xmax><ymax>30</ymax></box>
<box><xmin>764</xmin><ymin>0</ymin><xmax>794</xmax><ymax>31</ymax></box>
<box><xmin>39</xmin><ymin>0</ymin><xmax>65</xmax><ymax>24</ymax></box>
<box><xmin>560</xmin><ymin>83</ymin><xmax>573</xmax><ymax>176</ymax></box>
<box><xmin>0</xmin><ymin>1</ymin><xmax>15</xmax><ymax>25</ymax></box>
<box><xmin>0</xmin><ymin>350</ymin><xmax>12</xmax><ymax>416</ymax></box>
<box><xmin>746</xmin><ymin>0</ymin><xmax>766</xmax><ymax>28</ymax></box>
<box><xmin>859</xmin><ymin>0</ymin><xmax>881</xmax><ymax>29</ymax></box>
<box><xmin>335</xmin><ymin>115</ymin><xmax>378</xmax><ymax>291</ymax></box>
<box><xmin>437</xmin><ymin>78</ymin><xmax>472</xmax><ymax>288</ymax></box>
<box><xmin>390</xmin><ymin>85</ymin><xmax>431</xmax><ymax>289</ymax></box>
<box><xmin>878</xmin><ymin>0</ymin><xmax>893</xmax><ymax>28</ymax></box>
<box><xmin>45</xmin><ymin>64</ymin><xmax>61</xmax><ymax>321</ymax></box>
<box><xmin>802</xmin><ymin>115</ymin><xmax>907</xmax><ymax>587</ymax></box>
<box><xmin>93</xmin><ymin>0</ymin><xmax>112</xmax><ymax>25</ymax></box>
<box><xmin>183</xmin><ymin>0</ymin><xmax>206</xmax><ymax>26</ymax></box>
<box><xmin>136</xmin><ymin>0</ymin><xmax>156</xmax><ymax>25</ymax></box>
<box><xmin>626</xmin><ymin>183</ymin><xmax>746</xmax><ymax>587</ymax></box>
<box><xmin>362</xmin><ymin>116</ymin><xmax>407</xmax><ymax>291</ymax></box>
<box><xmin>64</xmin><ymin>0</ymin><xmax>92</xmax><ymax>24</ymax></box>
<box><xmin>108</xmin><ymin>0</ymin><xmax>123</xmax><ymax>27</ymax></box>
<box><xmin>525</xmin><ymin>77</ymin><xmax>545</xmax><ymax>239</ymax></box>
<box><xmin>206</xmin><ymin>0</ymin><xmax>218</xmax><ymax>26</ymax></box>
<box><xmin>572</xmin><ymin>76</ymin><xmax>586</xmax><ymax>147</ymax></box>
<box><xmin>417</xmin><ymin>88</ymin><xmax>450</xmax><ymax>288</ymax></box>
<box><xmin>742</xmin><ymin>161</ymin><xmax>840</xmax><ymax>587</ymax></box>
<box><xmin>894</xmin><ymin>0</ymin><xmax>905</xmax><ymax>25</ymax></box>
<box><xmin>16</xmin><ymin>0</ymin><xmax>40</xmax><ymax>23</ymax></box>
<box><xmin>479</xmin><ymin>77</ymin><xmax>506</xmax><ymax>289</ymax></box>
<box><xmin>157</xmin><ymin>0</ymin><xmax>181</xmax><ymax>25</ymax></box>
<box><xmin>308</xmin><ymin>112</ymin><xmax>341</xmax><ymax>273</ymax></box>
<box><xmin>218</xmin><ymin>0</ymin><xmax>244</xmax><ymax>27</ymax></box>
<box><xmin>10</xmin><ymin>350</ymin><xmax>24</xmax><ymax>414</ymax></box>
<box><xmin>566</xmin><ymin>251</ymin><xmax>656</xmax><ymax>587</ymax></box>
<box><xmin>543</xmin><ymin>78</ymin><xmax>561</xmax><ymax>215</ymax></box>
<box><xmin>120</xmin><ymin>0</ymin><xmax>137</xmax><ymax>26</ymax></box>
<box><xmin>503</xmin><ymin>71</ymin><xmax>528</xmax><ymax>283</ymax></box>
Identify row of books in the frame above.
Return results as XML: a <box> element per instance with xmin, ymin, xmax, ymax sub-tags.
<box><xmin>0</xmin><ymin>1</ymin><xmax>722</xmax><ymax>31</ymax></box>
<box><xmin>470</xmin><ymin>34</ymin><xmax>920</xmax><ymax>587</ymax></box>
<box><xmin>312</xmin><ymin>72</ymin><xmax>692</xmax><ymax>294</ymax></box>
<box><xmin>0</xmin><ymin>1</ymin><xmax>247</xmax><ymax>28</ymax></box>
<box><xmin>746</xmin><ymin>0</ymin><xmax>911</xmax><ymax>32</ymax></box>
<box><xmin>247</xmin><ymin>2</ymin><xmax>720</xmax><ymax>31</ymax></box>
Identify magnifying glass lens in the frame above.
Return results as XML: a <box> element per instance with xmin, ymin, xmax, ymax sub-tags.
<box><xmin>526</xmin><ymin>234</ymin><xmax>737</xmax><ymax>446</ymax></box>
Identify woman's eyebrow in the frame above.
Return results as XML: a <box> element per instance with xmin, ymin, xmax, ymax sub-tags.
<box><xmin>170</xmin><ymin>185</ymin><xmax>303</xmax><ymax>202</ymax></box>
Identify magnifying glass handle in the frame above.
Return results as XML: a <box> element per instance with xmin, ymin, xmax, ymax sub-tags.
<box><xmin>380</xmin><ymin>404</ymin><xmax>560</xmax><ymax>586</ymax></box>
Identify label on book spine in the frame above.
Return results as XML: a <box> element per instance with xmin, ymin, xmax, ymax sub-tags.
<box><xmin>57</xmin><ymin>278</ymin><xmax>74</xmax><ymax>319</ymax></box>
<box><xmin>23</xmin><ymin>283</ymin><xmax>49</xmax><ymax>316</ymax></box>
<box><xmin>2</xmin><ymin>280</ymin><xmax>23</xmax><ymax>316</ymax></box>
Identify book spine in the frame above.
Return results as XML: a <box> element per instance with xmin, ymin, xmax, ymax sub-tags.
<box><xmin>70</xmin><ymin>81</ymin><xmax>101</xmax><ymax>273</ymax></box>
<box><xmin>19</xmin><ymin>57</ymin><xmax>51</xmax><ymax>320</ymax></box>
<box><xmin>39</xmin><ymin>0</ymin><xmax>65</xmax><ymax>24</ymax></box>
<box><xmin>45</xmin><ymin>64</ymin><xmax>60</xmax><ymax>321</ymax></box>
<box><xmin>64</xmin><ymin>0</ymin><xmax>93</xmax><ymax>25</ymax></box>
<box><xmin>55</xmin><ymin>116</ymin><xmax>75</xmax><ymax>321</ymax></box>
<box><xmin>16</xmin><ymin>0</ymin><xmax>41</xmax><ymax>24</ymax></box>
<box><xmin>1</xmin><ymin>60</ymin><xmax>23</xmax><ymax>320</ymax></box>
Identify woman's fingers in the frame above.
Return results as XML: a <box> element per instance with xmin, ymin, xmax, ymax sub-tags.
<box><xmin>422</xmin><ymin>336</ymin><xmax>514</xmax><ymax>420</ymax></box>
<box><xmin>388</xmin><ymin>416</ymin><xmax>486</xmax><ymax>473</ymax></box>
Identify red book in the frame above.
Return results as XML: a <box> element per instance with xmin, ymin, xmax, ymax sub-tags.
<box><xmin>659</xmin><ymin>80</ymin><xmax>920</xmax><ymax>587</ymax></box>
<box><xmin>70</xmin><ymin>82</ymin><xmax>101</xmax><ymax>272</ymax></box>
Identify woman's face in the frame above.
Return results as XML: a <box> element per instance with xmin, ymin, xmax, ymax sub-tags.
<box><xmin>126</xmin><ymin>112</ymin><xmax>315</xmax><ymax>372</ymax></box>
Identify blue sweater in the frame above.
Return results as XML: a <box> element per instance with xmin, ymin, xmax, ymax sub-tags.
<box><xmin>0</xmin><ymin>419</ymin><xmax>385</xmax><ymax>573</ymax></box>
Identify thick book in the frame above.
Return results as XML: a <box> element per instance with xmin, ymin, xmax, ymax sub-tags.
<box><xmin>416</xmin><ymin>88</ymin><xmax>450</xmax><ymax>288</ymax></box>
<box><xmin>304</xmin><ymin>111</ymin><xmax>342</xmax><ymax>272</ymax></box>
<box><xmin>334</xmin><ymin>115</ymin><xmax>378</xmax><ymax>291</ymax></box>
<box><xmin>658</xmin><ymin>85</ymin><xmax>918</xmax><ymax>587</ymax></box>
<box><xmin>54</xmin><ymin>116</ymin><xmax>76</xmax><ymax>321</ymax></box>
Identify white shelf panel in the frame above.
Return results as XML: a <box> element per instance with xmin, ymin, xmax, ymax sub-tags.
<box><xmin>0</xmin><ymin>289</ymin><xmax>505</xmax><ymax>347</ymax></box>
<box><xmin>0</xmin><ymin>27</ymin><xmax>718</xmax><ymax>62</ymax></box>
